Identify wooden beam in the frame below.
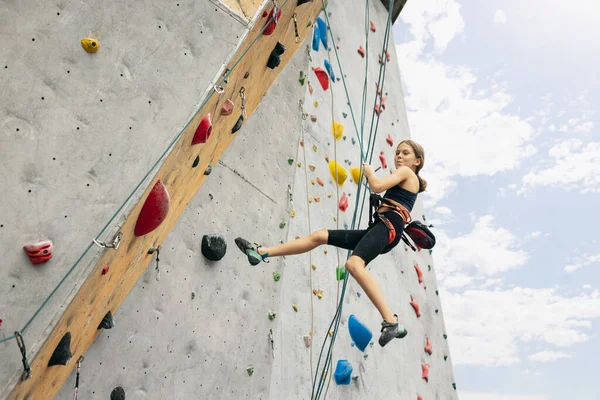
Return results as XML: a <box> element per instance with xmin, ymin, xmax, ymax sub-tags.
<box><xmin>8</xmin><ymin>1</ymin><xmax>323</xmax><ymax>398</ymax></box>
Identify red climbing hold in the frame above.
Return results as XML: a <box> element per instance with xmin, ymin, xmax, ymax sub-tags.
<box><xmin>192</xmin><ymin>114</ymin><xmax>212</xmax><ymax>145</ymax></box>
<box><xmin>379</xmin><ymin>151</ymin><xmax>387</xmax><ymax>169</ymax></box>
<box><xmin>262</xmin><ymin>8</ymin><xmax>282</xmax><ymax>36</ymax></box>
<box><xmin>410</xmin><ymin>295</ymin><xmax>421</xmax><ymax>318</ymax></box>
<box><xmin>381</xmin><ymin>97</ymin><xmax>386</xmax><ymax>110</ymax></box>
<box><xmin>134</xmin><ymin>180</ymin><xmax>171</xmax><ymax>237</ymax></box>
<box><xmin>386</xmin><ymin>134</ymin><xmax>393</xmax><ymax>147</ymax></box>
<box><xmin>375</xmin><ymin>104</ymin><xmax>381</xmax><ymax>116</ymax></box>
<box><xmin>338</xmin><ymin>192</ymin><xmax>349</xmax><ymax>212</ymax></box>
<box><xmin>357</xmin><ymin>46</ymin><xmax>365</xmax><ymax>58</ymax></box>
<box><xmin>386</xmin><ymin>50</ymin><xmax>391</xmax><ymax>62</ymax></box>
<box><xmin>418</xmin><ymin>396</ymin><xmax>423</xmax><ymax>400</ymax></box>
<box><xmin>370</xmin><ymin>21</ymin><xmax>376</xmax><ymax>32</ymax></box>
<box><xmin>414</xmin><ymin>263</ymin><xmax>423</xmax><ymax>284</ymax></box>
<box><xmin>23</xmin><ymin>240</ymin><xmax>54</xmax><ymax>265</ymax></box>
<box><xmin>313</xmin><ymin>67</ymin><xmax>330</xmax><ymax>91</ymax></box>
<box><xmin>421</xmin><ymin>363</ymin><xmax>430</xmax><ymax>382</ymax></box>
<box><xmin>376</xmin><ymin>82</ymin><xmax>382</xmax><ymax>96</ymax></box>
<box><xmin>102</xmin><ymin>265</ymin><xmax>109</xmax><ymax>275</ymax></box>
<box><xmin>424</xmin><ymin>337</ymin><xmax>433</xmax><ymax>355</ymax></box>
<box><xmin>221</xmin><ymin>99</ymin><xmax>234</xmax><ymax>116</ymax></box>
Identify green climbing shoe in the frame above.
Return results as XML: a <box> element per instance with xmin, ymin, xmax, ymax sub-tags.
<box><xmin>235</xmin><ymin>237</ymin><xmax>265</xmax><ymax>266</ymax></box>
<box><xmin>378</xmin><ymin>314</ymin><xmax>408</xmax><ymax>347</ymax></box>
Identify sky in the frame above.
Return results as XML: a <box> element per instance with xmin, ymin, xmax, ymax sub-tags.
<box><xmin>392</xmin><ymin>0</ymin><xmax>600</xmax><ymax>399</ymax></box>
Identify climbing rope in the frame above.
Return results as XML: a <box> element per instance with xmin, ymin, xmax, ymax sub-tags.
<box><xmin>310</xmin><ymin>0</ymin><xmax>395</xmax><ymax>398</ymax></box>
<box><xmin>0</xmin><ymin>0</ymin><xmax>292</xmax><ymax>348</ymax></box>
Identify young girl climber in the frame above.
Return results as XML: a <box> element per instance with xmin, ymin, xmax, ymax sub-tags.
<box><xmin>235</xmin><ymin>139</ymin><xmax>427</xmax><ymax>347</ymax></box>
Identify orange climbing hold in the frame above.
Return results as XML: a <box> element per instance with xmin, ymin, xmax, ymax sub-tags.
<box><xmin>410</xmin><ymin>295</ymin><xmax>421</xmax><ymax>318</ymax></box>
<box><xmin>314</xmin><ymin>196</ymin><xmax>321</xmax><ymax>202</ymax></box>
<box><xmin>421</xmin><ymin>363</ymin><xmax>430</xmax><ymax>382</ymax></box>
<box><xmin>23</xmin><ymin>240</ymin><xmax>53</xmax><ymax>265</ymax></box>
<box><xmin>262</xmin><ymin>7</ymin><xmax>282</xmax><ymax>35</ymax></box>
<box><xmin>381</xmin><ymin>97</ymin><xmax>386</xmax><ymax>110</ymax></box>
<box><xmin>221</xmin><ymin>99</ymin><xmax>234</xmax><ymax>116</ymax></box>
<box><xmin>358</xmin><ymin>46</ymin><xmax>365</xmax><ymax>57</ymax></box>
<box><xmin>376</xmin><ymin>82</ymin><xmax>382</xmax><ymax>96</ymax></box>
<box><xmin>379</xmin><ymin>151</ymin><xmax>387</xmax><ymax>169</ymax></box>
<box><xmin>134</xmin><ymin>180</ymin><xmax>170</xmax><ymax>237</ymax></box>
<box><xmin>386</xmin><ymin>134</ymin><xmax>394</xmax><ymax>146</ymax></box>
<box><xmin>424</xmin><ymin>337</ymin><xmax>432</xmax><ymax>355</ymax></box>
<box><xmin>418</xmin><ymin>396</ymin><xmax>423</xmax><ymax>400</ymax></box>
<box><xmin>370</xmin><ymin>21</ymin><xmax>376</xmax><ymax>32</ymax></box>
<box><xmin>313</xmin><ymin>67</ymin><xmax>330</xmax><ymax>91</ymax></box>
<box><xmin>414</xmin><ymin>263</ymin><xmax>423</xmax><ymax>283</ymax></box>
<box><xmin>339</xmin><ymin>192</ymin><xmax>349</xmax><ymax>212</ymax></box>
<box><xmin>317</xmin><ymin>177</ymin><xmax>324</xmax><ymax>186</ymax></box>
<box><xmin>386</xmin><ymin>50</ymin><xmax>391</xmax><ymax>62</ymax></box>
<box><xmin>192</xmin><ymin>114</ymin><xmax>212</xmax><ymax>144</ymax></box>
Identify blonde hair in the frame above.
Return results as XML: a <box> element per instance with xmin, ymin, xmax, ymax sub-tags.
<box><xmin>398</xmin><ymin>139</ymin><xmax>427</xmax><ymax>193</ymax></box>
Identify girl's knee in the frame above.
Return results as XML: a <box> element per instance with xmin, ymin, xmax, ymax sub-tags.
<box><xmin>345</xmin><ymin>256</ymin><xmax>365</xmax><ymax>274</ymax></box>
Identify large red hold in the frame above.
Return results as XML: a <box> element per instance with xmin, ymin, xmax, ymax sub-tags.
<box><xmin>313</xmin><ymin>67</ymin><xmax>330</xmax><ymax>91</ymax></box>
<box><xmin>424</xmin><ymin>337</ymin><xmax>432</xmax><ymax>355</ymax></box>
<box><xmin>421</xmin><ymin>363</ymin><xmax>430</xmax><ymax>382</ymax></box>
<box><xmin>410</xmin><ymin>295</ymin><xmax>421</xmax><ymax>318</ymax></box>
<box><xmin>262</xmin><ymin>8</ymin><xmax>282</xmax><ymax>36</ymax></box>
<box><xmin>192</xmin><ymin>114</ymin><xmax>212</xmax><ymax>145</ymax></box>
<box><xmin>23</xmin><ymin>240</ymin><xmax>53</xmax><ymax>264</ymax></box>
<box><xmin>386</xmin><ymin>133</ymin><xmax>394</xmax><ymax>147</ymax></box>
<box><xmin>379</xmin><ymin>151</ymin><xmax>387</xmax><ymax>169</ymax></box>
<box><xmin>134</xmin><ymin>180</ymin><xmax>171</xmax><ymax>237</ymax></box>
<box><xmin>414</xmin><ymin>263</ymin><xmax>423</xmax><ymax>283</ymax></box>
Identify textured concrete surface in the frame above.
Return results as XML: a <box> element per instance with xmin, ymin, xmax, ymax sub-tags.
<box><xmin>0</xmin><ymin>0</ymin><xmax>456</xmax><ymax>399</ymax></box>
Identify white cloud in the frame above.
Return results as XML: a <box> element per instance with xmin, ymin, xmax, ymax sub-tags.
<box><xmin>434</xmin><ymin>215</ymin><xmax>529</xmax><ymax>284</ymax></box>
<box><xmin>433</xmin><ymin>205</ymin><xmax>453</xmax><ymax>216</ymax></box>
<box><xmin>493</xmin><ymin>10</ymin><xmax>507</xmax><ymax>25</ymax></box>
<box><xmin>565</xmin><ymin>253</ymin><xmax>600</xmax><ymax>273</ymax></box>
<box><xmin>396</xmin><ymin>0</ymin><xmax>536</xmax><ymax>205</ymax></box>
<box><xmin>528</xmin><ymin>351</ymin><xmax>572</xmax><ymax>362</ymax></box>
<box><xmin>460</xmin><ymin>392</ymin><xmax>547</xmax><ymax>400</ymax></box>
<box><xmin>443</xmin><ymin>287</ymin><xmax>600</xmax><ymax>366</ymax></box>
<box><xmin>521</xmin><ymin>140</ymin><xmax>600</xmax><ymax>194</ymax></box>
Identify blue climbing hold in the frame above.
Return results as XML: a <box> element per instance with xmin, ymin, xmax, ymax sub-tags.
<box><xmin>316</xmin><ymin>17</ymin><xmax>328</xmax><ymax>49</ymax></box>
<box><xmin>334</xmin><ymin>360</ymin><xmax>353</xmax><ymax>385</ymax></box>
<box><xmin>348</xmin><ymin>314</ymin><xmax>372</xmax><ymax>352</ymax></box>
<box><xmin>324</xmin><ymin>59</ymin><xmax>336</xmax><ymax>82</ymax></box>
<box><xmin>312</xmin><ymin>22</ymin><xmax>321</xmax><ymax>52</ymax></box>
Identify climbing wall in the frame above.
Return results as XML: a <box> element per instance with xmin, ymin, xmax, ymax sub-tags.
<box><xmin>0</xmin><ymin>0</ymin><xmax>456</xmax><ymax>399</ymax></box>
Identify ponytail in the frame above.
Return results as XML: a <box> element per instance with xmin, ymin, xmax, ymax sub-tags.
<box><xmin>417</xmin><ymin>174</ymin><xmax>427</xmax><ymax>193</ymax></box>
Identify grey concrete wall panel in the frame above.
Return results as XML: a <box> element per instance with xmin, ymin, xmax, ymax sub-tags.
<box><xmin>1</xmin><ymin>0</ymin><xmax>456</xmax><ymax>399</ymax></box>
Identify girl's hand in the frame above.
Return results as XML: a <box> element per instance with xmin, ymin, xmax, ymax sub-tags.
<box><xmin>362</xmin><ymin>163</ymin><xmax>374</xmax><ymax>178</ymax></box>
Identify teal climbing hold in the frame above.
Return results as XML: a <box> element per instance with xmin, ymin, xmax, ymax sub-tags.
<box><xmin>342</xmin><ymin>112</ymin><xmax>348</xmax><ymax>118</ymax></box>
<box><xmin>443</xmin><ymin>333</ymin><xmax>448</xmax><ymax>339</ymax></box>
<box><xmin>444</xmin><ymin>355</ymin><xmax>448</xmax><ymax>361</ymax></box>
<box><xmin>453</xmin><ymin>383</ymin><xmax>457</xmax><ymax>390</ymax></box>
<box><xmin>435</xmin><ymin>290</ymin><xmax>439</xmax><ymax>295</ymax></box>
<box><xmin>348</xmin><ymin>314</ymin><xmax>372</xmax><ymax>352</ymax></box>
<box><xmin>428</xmin><ymin>265</ymin><xmax>431</xmax><ymax>271</ymax></box>
<box><xmin>334</xmin><ymin>360</ymin><xmax>352</xmax><ymax>385</ymax></box>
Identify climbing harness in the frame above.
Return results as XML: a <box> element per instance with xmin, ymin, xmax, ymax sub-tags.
<box><xmin>368</xmin><ymin>193</ymin><xmax>412</xmax><ymax>245</ymax></box>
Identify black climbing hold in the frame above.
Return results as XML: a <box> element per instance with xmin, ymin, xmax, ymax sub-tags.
<box><xmin>48</xmin><ymin>332</ymin><xmax>72</xmax><ymax>367</ymax></box>
<box><xmin>201</xmin><ymin>234</ymin><xmax>227</xmax><ymax>261</ymax></box>
<box><xmin>274</xmin><ymin>41</ymin><xmax>286</xmax><ymax>55</ymax></box>
<box><xmin>297</xmin><ymin>0</ymin><xmax>312</xmax><ymax>5</ymax></box>
<box><xmin>192</xmin><ymin>156</ymin><xmax>200</xmax><ymax>168</ymax></box>
<box><xmin>232</xmin><ymin>115</ymin><xmax>244</xmax><ymax>133</ymax></box>
<box><xmin>244</xmin><ymin>71</ymin><xmax>250</xmax><ymax>79</ymax></box>
<box><xmin>111</xmin><ymin>386</ymin><xmax>126</xmax><ymax>400</ymax></box>
<box><xmin>204</xmin><ymin>165</ymin><xmax>212</xmax><ymax>176</ymax></box>
<box><xmin>267</xmin><ymin>42</ymin><xmax>286</xmax><ymax>69</ymax></box>
<box><xmin>97</xmin><ymin>311</ymin><xmax>115</xmax><ymax>330</ymax></box>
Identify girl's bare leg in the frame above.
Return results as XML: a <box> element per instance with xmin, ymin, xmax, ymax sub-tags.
<box><xmin>258</xmin><ymin>229</ymin><xmax>328</xmax><ymax>257</ymax></box>
<box><xmin>345</xmin><ymin>255</ymin><xmax>396</xmax><ymax>323</ymax></box>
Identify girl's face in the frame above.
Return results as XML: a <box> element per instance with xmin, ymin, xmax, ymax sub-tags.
<box><xmin>395</xmin><ymin>143</ymin><xmax>421</xmax><ymax>170</ymax></box>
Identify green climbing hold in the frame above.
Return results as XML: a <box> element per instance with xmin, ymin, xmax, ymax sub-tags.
<box><xmin>342</xmin><ymin>112</ymin><xmax>347</xmax><ymax>118</ymax></box>
<box><xmin>299</xmin><ymin>71</ymin><xmax>306</xmax><ymax>85</ymax></box>
<box><xmin>444</xmin><ymin>355</ymin><xmax>448</xmax><ymax>361</ymax></box>
<box><xmin>428</xmin><ymin>265</ymin><xmax>431</xmax><ymax>271</ymax></box>
<box><xmin>435</xmin><ymin>290</ymin><xmax>439</xmax><ymax>295</ymax></box>
<box><xmin>443</xmin><ymin>334</ymin><xmax>448</xmax><ymax>339</ymax></box>
<box><xmin>273</xmin><ymin>272</ymin><xmax>281</xmax><ymax>282</ymax></box>
<box><xmin>279</xmin><ymin>221</ymin><xmax>286</xmax><ymax>229</ymax></box>
<box><xmin>435</xmin><ymin>309</ymin><xmax>439</xmax><ymax>313</ymax></box>
<box><xmin>247</xmin><ymin>367</ymin><xmax>254</xmax><ymax>376</ymax></box>
<box><xmin>453</xmin><ymin>383</ymin><xmax>457</xmax><ymax>390</ymax></box>
<box><xmin>336</xmin><ymin>266</ymin><xmax>346</xmax><ymax>280</ymax></box>
<box><xmin>429</xmin><ymin>249</ymin><xmax>433</xmax><ymax>255</ymax></box>
<box><xmin>288</xmin><ymin>158</ymin><xmax>294</xmax><ymax>165</ymax></box>
<box><xmin>422</xmin><ymin>214</ymin><xmax>427</xmax><ymax>221</ymax></box>
<box><xmin>268</xmin><ymin>311</ymin><xmax>277</xmax><ymax>320</ymax></box>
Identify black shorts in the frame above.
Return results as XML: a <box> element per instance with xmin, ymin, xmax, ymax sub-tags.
<box><xmin>327</xmin><ymin>211</ymin><xmax>405</xmax><ymax>266</ymax></box>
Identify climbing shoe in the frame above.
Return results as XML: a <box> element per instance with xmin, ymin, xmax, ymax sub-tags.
<box><xmin>378</xmin><ymin>314</ymin><xmax>408</xmax><ymax>347</ymax></box>
<box><xmin>234</xmin><ymin>237</ymin><xmax>267</xmax><ymax>266</ymax></box>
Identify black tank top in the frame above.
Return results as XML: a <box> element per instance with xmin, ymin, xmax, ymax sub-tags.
<box><xmin>383</xmin><ymin>185</ymin><xmax>417</xmax><ymax>211</ymax></box>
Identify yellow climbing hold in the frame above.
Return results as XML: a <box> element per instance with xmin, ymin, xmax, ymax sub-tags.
<box><xmin>328</xmin><ymin>160</ymin><xmax>348</xmax><ymax>186</ymax></box>
<box><xmin>332</xmin><ymin>121</ymin><xmax>344</xmax><ymax>140</ymax></box>
<box><xmin>328</xmin><ymin>330</ymin><xmax>334</xmax><ymax>337</ymax></box>
<box><xmin>312</xmin><ymin>289</ymin><xmax>324</xmax><ymax>299</ymax></box>
<box><xmin>327</xmin><ymin>193</ymin><xmax>332</xmax><ymax>198</ymax></box>
<box><xmin>311</xmin><ymin>179</ymin><xmax>315</xmax><ymax>185</ymax></box>
<box><xmin>290</xmin><ymin>209</ymin><xmax>296</xmax><ymax>218</ymax></box>
<box><xmin>351</xmin><ymin>167</ymin><xmax>362</xmax><ymax>184</ymax></box>
<box><xmin>81</xmin><ymin>37</ymin><xmax>100</xmax><ymax>53</ymax></box>
<box><xmin>297</xmin><ymin>162</ymin><xmax>302</xmax><ymax>167</ymax></box>
<box><xmin>333</xmin><ymin>216</ymin><xmax>337</xmax><ymax>221</ymax></box>
<box><xmin>312</xmin><ymin>144</ymin><xmax>318</xmax><ymax>152</ymax></box>
<box><xmin>324</xmin><ymin>250</ymin><xmax>328</xmax><ymax>254</ymax></box>
<box><xmin>309</xmin><ymin>165</ymin><xmax>316</xmax><ymax>171</ymax></box>
<box><xmin>314</xmin><ymin>101</ymin><xmax>319</xmax><ymax>107</ymax></box>
<box><xmin>292</xmin><ymin>304</ymin><xmax>299</xmax><ymax>312</ymax></box>
<box><xmin>311</xmin><ymin>263</ymin><xmax>317</xmax><ymax>270</ymax></box>
<box><xmin>308</xmin><ymin>195</ymin><xmax>313</xmax><ymax>203</ymax></box>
